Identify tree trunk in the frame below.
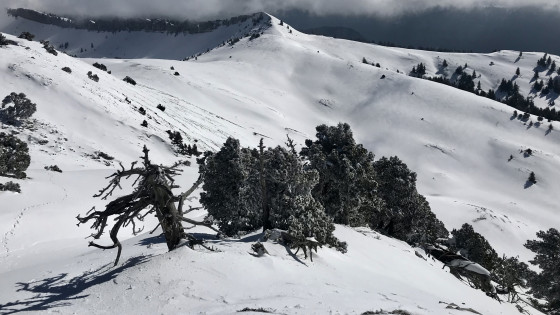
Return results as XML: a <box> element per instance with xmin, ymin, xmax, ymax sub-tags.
<box><xmin>259</xmin><ymin>139</ymin><xmax>271</xmax><ymax>231</ymax></box>
<box><xmin>151</xmin><ymin>175</ymin><xmax>184</xmax><ymax>251</ymax></box>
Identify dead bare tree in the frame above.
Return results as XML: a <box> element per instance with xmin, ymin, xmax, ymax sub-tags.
<box><xmin>77</xmin><ymin>145</ymin><xmax>217</xmax><ymax>266</ymax></box>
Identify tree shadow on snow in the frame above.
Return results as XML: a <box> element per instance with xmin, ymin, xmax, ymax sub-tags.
<box><xmin>0</xmin><ymin>255</ymin><xmax>152</xmax><ymax>314</ymax></box>
<box><xmin>524</xmin><ymin>181</ymin><xmax>535</xmax><ymax>189</ymax></box>
<box><xmin>283</xmin><ymin>246</ymin><xmax>308</xmax><ymax>267</ymax></box>
<box><xmin>136</xmin><ymin>233</ymin><xmax>166</xmax><ymax>246</ymax></box>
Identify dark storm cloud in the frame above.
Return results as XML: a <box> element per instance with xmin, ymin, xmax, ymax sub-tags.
<box><xmin>0</xmin><ymin>0</ymin><xmax>559</xmax><ymax>19</ymax></box>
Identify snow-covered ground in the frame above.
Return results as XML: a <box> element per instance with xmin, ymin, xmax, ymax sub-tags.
<box><xmin>0</xmin><ymin>12</ymin><xmax>558</xmax><ymax>314</ymax></box>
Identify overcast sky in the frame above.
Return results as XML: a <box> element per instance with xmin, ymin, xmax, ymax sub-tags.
<box><xmin>1</xmin><ymin>0</ymin><xmax>559</xmax><ymax>54</ymax></box>
<box><xmin>0</xmin><ymin>0</ymin><xmax>559</xmax><ymax>20</ymax></box>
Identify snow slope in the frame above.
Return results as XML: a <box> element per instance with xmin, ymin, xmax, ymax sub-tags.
<box><xmin>0</xmin><ymin>13</ymin><xmax>558</xmax><ymax>314</ymax></box>
<box><xmin>2</xmin><ymin>8</ymin><xmax>558</xmax><ymax>110</ymax></box>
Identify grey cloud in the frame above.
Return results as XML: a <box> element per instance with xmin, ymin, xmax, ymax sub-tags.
<box><xmin>0</xmin><ymin>0</ymin><xmax>559</xmax><ymax>20</ymax></box>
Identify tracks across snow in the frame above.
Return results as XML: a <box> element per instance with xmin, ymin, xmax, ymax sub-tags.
<box><xmin>1</xmin><ymin>173</ymin><xmax>68</xmax><ymax>257</ymax></box>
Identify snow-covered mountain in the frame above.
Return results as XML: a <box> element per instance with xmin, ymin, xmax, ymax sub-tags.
<box><xmin>1</xmin><ymin>11</ymin><xmax>559</xmax><ymax>314</ymax></box>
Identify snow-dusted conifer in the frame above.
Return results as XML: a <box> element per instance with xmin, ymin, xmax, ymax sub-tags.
<box><xmin>0</xmin><ymin>133</ymin><xmax>30</xmax><ymax>179</ymax></box>
<box><xmin>1</xmin><ymin>92</ymin><xmax>37</xmax><ymax>125</ymax></box>
<box><xmin>262</xmin><ymin>144</ymin><xmax>343</xmax><ymax>249</ymax></box>
<box><xmin>450</xmin><ymin>223</ymin><xmax>500</xmax><ymax>272</ymax></box>
<box><xmin>200</xmin><ymin>137</ymin><xmax>262</xmax><ymax>236</ymax></box>
<box><xmin>525</xmin><ymin>228</ymin><xmax>560</xmax><ymax>313</ymax></box>
<box><xmin>301</xmin><ymin>123</ymin><xmax>384</xmax><ymax>226</ymax></box>
<box><xmin>373</xmin><ymin>156</ymin><xmax>447</xmax><ymax>243</ymax></box>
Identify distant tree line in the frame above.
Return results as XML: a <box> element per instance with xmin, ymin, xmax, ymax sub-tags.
<box><xmin>417</xmin><ymin>59</ymin><xmax>560</xmax><ymax>122</ymax></box>
<box><xmin>7</xmin><ymin>8</ymin><xmax>266</xmax><ymax>35</ymax></box>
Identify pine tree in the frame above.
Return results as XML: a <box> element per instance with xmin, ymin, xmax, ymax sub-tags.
<box><xmin>0</xmin><ymin>132</ymin><xmax>31</xmax><ymax>179</ymax></box>
<box><xmin>450</xmin><ymin>223</ymin><xmax>500</xmax><ymax>272</ymax></box>
<box><xmin>1</xmin><ymin>92</ymin><xmax>37</xmax><ymax>125</ymax></box>
<box><xmin>525</xmin><ymin>228</ymin><xmax>560</xmax><ymax>313</ymax></box>
<box><xmin>516</xmin><ymin>67</ymin><xmax>520</xmax><ymax>76</ymax></box>
<box><xmin>199</xmin><ymin>137</ymin><xmax>261</xmax><ymax>236</ymax></box>
<box><xmin>493</xmin><ymin>255</ymin><xmax>533</xmax><ymax>303</ymax></box>
<box><xmin>262</xmin><ymin>144</ymin><xmax>342</xmax><ymax>249</ymax></box>
<box><xmin>442</xmin><ymin>59</ymin><xmax>448</xmax><ymax>68</ymax></box>
<box><xmin>373</xmin><ymin>156</ymin><xmax>447</xmax><ymax>244</ymax></box>
<box><xmin>300</xmin><ymin>123</ymin><xmax>384</xmax><ymax>226</ymax></box>
<box><xmin>528</xmin><ymin>171</ymin><xmax>537</xmax><ymax>184</ymax></box>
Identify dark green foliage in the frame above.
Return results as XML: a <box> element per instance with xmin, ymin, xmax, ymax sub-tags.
<box><xmin>262</xmin><ymin>145</ymin><xmax>342</xmax><ymax>248</ymax></box>
<box><xmin>96</xmin><ymin>151</ymin><xmax>114</xmax><ymax>160</ymax></box>
<box><xmin>534</xmin><ymin>80</ymin><xmax>544</xmax><ymax>92</ymax></box>
<box><xmin>44</xmin><ymin>165</ymin><xmax>62</xmax><ymax>172</ymax></box>
<box><xmin>200</xmin><ymin>137</ymin><xmax>344</xmax><ymax>250</ymax></box>
<box><xmin>450</xmin><ymin>223</ymin><xmax>500</xmax><ymax>272</ymax></box>
<box><xmin>140</xmin><ymin>120</ymin><xmax>148</xmax><ymax>127</ymax></box>
<box><xmin>493</xmin><ymin>255</ymin><xmax>534</xmax><ymax>302</ymax></box>
<box><xmin>455</xmin><ymin>65</ymin><xmax>463</xmax><ymax>75</ymax></box>
<box><xmin>61</xmin><ymin>66</ymin><xmax>72</xmax><ymax>73</ymax></box>
<box><xmin>551</xmin><ymin>61</ymin><xmax>557</xmax><ymax>72</ymax></box>
<box><xmin>301</xmin><ymin>123</ymin><xmax>384</xmax><ymax>226</ymax></box>
<box><xmin>92</xmin><ymin>62</ymin><xmax>107</xmax><ymax>72</ymax></box>
<box><xmin>515</xmin><ymin>67</ymin><xmax>520</xmax><ymax>76</ymax></box>
<box><xmin>528</xmin><ymin>172</ymin><xmax>537</xmax><ymax>184</ymax></box>
<box><xmin>166</xmin><ymin>130</ymin><xmax>199</xmax><ymax>156</ymax></box>
<box><xmin>0</xmin><ymin>33</ymin><xmax>16</xmax><ymax>46</ymax></box>
<box><xmin>200</xmin><ymin>138</ymin><xmax>262</xmax><ymax>236</ymax></box>
<box><xmin>410</xmin><ymin>63</ymin><xmax>426</xmax><ymax>77</ymax></box>
<box><xmin>373</xmin><ymin>156</ymin><xmax>447</xmax><ymax>244</ymax></box>
<box><xmin>0</xmin><ymin>133</ymin><xmax>30</xmax><ymax>179</ymax></box>
<box><xmin>138</xmin><ymin>107</ymin><xmax>146</xmax><ymax>115</ymax></box>
<box><xmin>456</xmin><ymin>71</ymin><xmax>476</xmax><ymax>92</ymax></box>
<box><xmin>174</xmin><ymin>72</ymin><xmax>180</xmax><ymax>76</ymax></box>
<box><xmin>157</xmin><ymin>104</ymin><xmax>166</xmax><ymax>111</ymax></box>
<box><xmin>1</xmin><ymin>92</ymin><xmax>37</xmax><ymax>125</ymax></box>
<box><xmin>537</xmin><ymin>54</ymin><xmax>548</xmax><ymax>68</ymax></box>
<box><xmin>87</xmin><ymin>71</ymin><xmax>99</xmax><ymax>82</ymax></box>
<box><xmin>525</xmin><ymin>229</ymin><xmax>560</xmax><ymax>314</ymax></box>
<box><xmin>41</xmin><ymin>40</ymin><xmax>58</xmax><ymax>56</ymax></box>
<box><xmin>498</xmin><ymin>79</ymin><xmax>519</xmax><ymax>96</ymax></box>
<box><xmin>17</xmin><ymin>31</ymin><xmax>34</xmax><ymax>41</ymax></box>
<box><xmin>0</xmin><ymin>181</ymin><xmax>21</xmax><ymax>192</ymax></box>
<box><xmin>442</xmin><ymin>59</ymin><xmax>448</xmax><ymax>68</ymax></box>
<box><xmin>123</xmin><ymin>76</ymin><xmax>136</xmax><ymax>85</ymax></box>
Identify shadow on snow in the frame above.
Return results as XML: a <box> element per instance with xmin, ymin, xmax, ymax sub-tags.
<box><xmin>0</xmin><ymin>255</ymin><xmax>152</xmax><ymax>314</ymax></box>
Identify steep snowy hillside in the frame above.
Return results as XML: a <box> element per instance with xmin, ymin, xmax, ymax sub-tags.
<box><xmin>0</xmin><ymin>13</ymin><xmax>558</xmax><ymax>314</ymax></box>
<box><xmin>2</xmin><ymin>8</ymin><xmax>558</xmax><ymax>111</ymax></box>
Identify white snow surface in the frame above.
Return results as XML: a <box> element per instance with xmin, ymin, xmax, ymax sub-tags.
<box><xmin>0</xmin><ymin>14</ymin><xmax>558</xmax><ymax>314</ymax></box>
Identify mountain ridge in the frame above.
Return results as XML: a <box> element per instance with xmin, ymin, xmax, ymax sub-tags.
<box><xmin>0</xmin><ymin>13</ymin><xmax>557</xmax><ymax>314</ymax></box>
